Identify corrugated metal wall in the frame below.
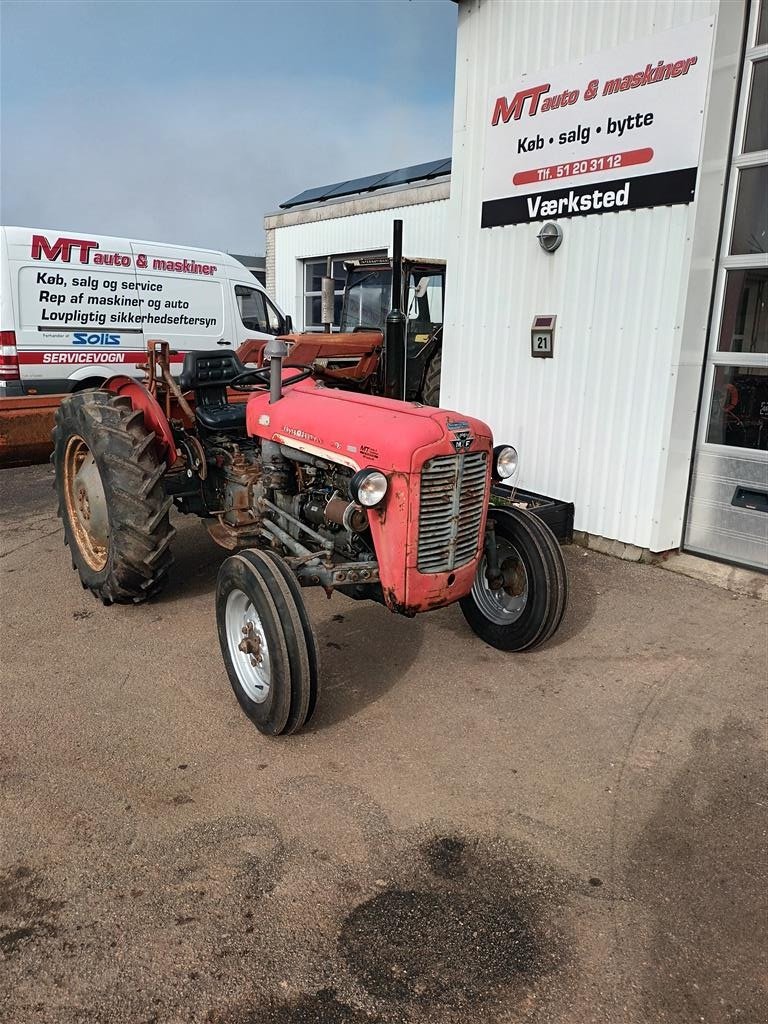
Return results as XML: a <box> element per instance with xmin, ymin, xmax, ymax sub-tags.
<box><xmin>443</xmin><ymin>0</ymin><xmax>733</xmax><ymax>550</ymax></box>
<box><xmin>272</xmin><ymin>200</ymin><xmax>451</xmax><ymax>330</ymax></box>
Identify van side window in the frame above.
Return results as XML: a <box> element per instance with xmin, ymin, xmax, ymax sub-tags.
<box><xmin>235</xmin><ymin>285</ymin><xmax>269</xmax><ymax>333</ymax></box>
<box><xmin>265</xmin><ymin>298</ymin><xmax>283</xmax><ymax>335</ymax></box>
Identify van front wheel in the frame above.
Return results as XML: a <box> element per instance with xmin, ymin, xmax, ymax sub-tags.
<box><xmin>53</xmin><ymin>390</ymin><xmax>175</xmax><ymax>604</ymax></box>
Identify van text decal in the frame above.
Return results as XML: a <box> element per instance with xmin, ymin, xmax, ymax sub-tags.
<box><xmin>73</xmin><ymin>332</ymin><xmax>121</xmax><ymax>346</ymax></box>
<box><xmin>31</xmin><ymin>236</ymin><xmax>98</xmax><ymax>263</ymax></box>
<box><xmin>17</xmin><ymin>351</ymin><xmax>184</xmax><ymax>365</ymax></box>
<box><xmin>31</xmin><ymin>235</ymin><xmax>217</xmax><ymax>275</ymax></box>
<box><xmin>43</xmin><ymin>352</ymin><xmax>127</xmax><ymax>364</ymax></box>
<box><xmin>23</xmin><ymin>264</ymin><xmax>222</xmax><ymax>332</ymax></box>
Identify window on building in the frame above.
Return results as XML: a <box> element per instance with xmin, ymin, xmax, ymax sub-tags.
<box><xmin>706</xmin><ymin>365</ymin><xmax>768</xmax><ymax>450</ymax></box>
<box><xmin>302</xmin><ymin>252</ymin><xmax>385</xmax><ymax>331</ymax></box>
<box><xmin>743</xmin><ymin>58</ymin><xmax>767</xmax><ymax>152</ymax></box>
<box><xmin>702</xmin><ymin>1</ymin><xmax>768</xmax><ymax>453</ymax></box>
<box><xmin>717</xmin><ymin>270</ymin><xmax>768</xmax><ymax>354</ymax></box>
<box><xmin>731</xmin><ymin>166</ymin><xmax>768</xmax><ymax>256</ymax></box>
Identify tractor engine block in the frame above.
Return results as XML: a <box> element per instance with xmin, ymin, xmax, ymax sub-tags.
<box><xmin>271</xmin><ymin>458</ymin><xmax>374</xmax><ymax>562</ymax></box>
<box><xmin>204</xmin><ymin>436</ymin><xmax>265</xmax><ymax>538</ymax></box>
<box><xmin>199</xmin><ymin>437</ymin><xmax>373</xmax><ymax>563</ymax></box>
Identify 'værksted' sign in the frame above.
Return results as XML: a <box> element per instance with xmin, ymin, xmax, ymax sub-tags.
<box><xmin>481</xmin><ymin>18</ymin><xmax>715</xmax><ymax>228</ymax></box>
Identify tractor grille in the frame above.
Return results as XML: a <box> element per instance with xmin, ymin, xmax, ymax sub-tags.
<box><xmin>417</xmin><ymin>452</ymin><xmax>488</xmax><ymax>573</ymax></box>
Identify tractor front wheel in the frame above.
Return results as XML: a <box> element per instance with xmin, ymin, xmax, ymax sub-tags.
<box><xmin>460</xmin><ymin>507</ymin><xmax>568</xmax><ymax>651</ymax></box>
<box><xmin>53</xmin><ymin>390</ymin><xmax>175</xmax><ymax>604</ymax></box>
<box><xmin>216</xmin><ymin>549</ymin><xmax>317</xmax><ymax>736</ymax></box>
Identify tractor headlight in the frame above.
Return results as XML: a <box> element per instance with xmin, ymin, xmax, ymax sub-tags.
<box><xmin>350</xmin><ymin>469</ymin><xmax>388</xmax><ymax>507</ymax></box>
<box><xmin>493</xmin><ymin>445</ymin><xmax>518</xmax><ymax>480</ymax></box>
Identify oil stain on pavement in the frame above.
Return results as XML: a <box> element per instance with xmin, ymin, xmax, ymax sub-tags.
<box><xmin>223</xmin><ymin>829</ymin><xmax>574</xmax><ymax>1024</ymax></box>
<box><xmin>340</xmin><ymin>833</ymin><xmax>567</xmax><ymax>1009</ymax></box>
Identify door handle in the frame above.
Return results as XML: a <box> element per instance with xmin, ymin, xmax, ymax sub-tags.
<box><xmin>732</xmin><ymin>486</ymin><xmax>768</xmax><ymax>512</ymax></box>
<box><xmin>217</xmin><ymin>339</ymin><xmax>231</xmax><ymax>346</ymax></box>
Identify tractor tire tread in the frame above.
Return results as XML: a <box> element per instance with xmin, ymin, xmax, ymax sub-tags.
<box><xmin>53</xmin><ymin>390</ymin><xmax>174</xmax><ymax>604</ymax></box>
<box><xmin>421</xmin><ymin>348</ymin><xmax>442</xmax><ymax>406</ymax></box>
<box><xmin>260</xmin><ymin>548</ymin><xmax>321</xmax><ymax>726</ymax></box>
<box><xmin>237</xmin><ymin>549</ymin><xmax>312</xmax><ymax>735</ymax></box>
<box><xmin>521</xmin><ymin>510</ymin><xmax>568</xmax><ymax>643</ymax></box>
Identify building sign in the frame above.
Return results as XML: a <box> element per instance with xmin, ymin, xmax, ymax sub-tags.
<box><xmin>482</xmin><ymin>18</ymin><xmax>715</xmax><ymax>229</ymax></box>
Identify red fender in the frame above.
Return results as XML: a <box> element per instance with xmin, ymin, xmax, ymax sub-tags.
<box><xmin>104</xmin><ymin>375</ymin><xmax>177</xmax><ymax>466</ymax></box>
<box><xmin>236</xmin><ymin>339</ymin><xmax>267</xmax><ymax>366</ymax></box>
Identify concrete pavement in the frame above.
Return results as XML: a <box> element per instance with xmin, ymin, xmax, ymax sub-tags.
<box><xmin>1</xmin><ymin>464</ymin><xmax>766</xmax><ymax>1024</ymax></box>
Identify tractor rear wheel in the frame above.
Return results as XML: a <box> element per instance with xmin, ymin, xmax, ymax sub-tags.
<box><xmin>421</xmin><ymin>348</ymin><xmax>442</xmax><ymax>406</ymax></box>
<box><xmin>216</xmin><ymin>549</ymin><xmax>314</xmax><ymax>736</ymax></box>
<box><xmin>53</xmin><ymin>390</ymin><xmax>175</xmax><ymax>604</ymax></box>
<box><xmin>460</xmin><ymin>507</ymin><xmax>568</xmax><ymax>651</ymax></box>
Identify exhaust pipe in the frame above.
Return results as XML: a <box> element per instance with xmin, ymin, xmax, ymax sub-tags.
<box><xmin>264</xmin><ymin>336</ymin><xmax>288</xmax><ymax>403</ymax></box>
<box><xmin>391</xmin><ymin>217</ymin><xmax>403</xmax><ymax>312</ymax></box>
<box><xmin>321</xmin><ymin>274</ymin><xmax>335</xmax><ymax>333</ymax></box>
<box><xmin>384</xmin><ymin>219</ymin><xmax>406</xmax><ymax>401</ymax></box>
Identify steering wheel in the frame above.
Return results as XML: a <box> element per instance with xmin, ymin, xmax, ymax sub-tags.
<box><xmin>229</xmin><ymin>365</ymin><xmax>314</xmax><ymax>392</ymax></box>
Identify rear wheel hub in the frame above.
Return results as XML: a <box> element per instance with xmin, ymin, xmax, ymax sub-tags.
<box><xmin>63</xmin><ymin>435</ymin><xmax>109</xmax><ymax>571</ymax></box>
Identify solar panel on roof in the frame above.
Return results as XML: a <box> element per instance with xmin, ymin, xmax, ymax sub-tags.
<box><xmin>279</xmin><ymin>158</ymin><xmax>451</xmax><ymax>209</ymax></box>
<box><xmin>427</xmin><ymin>158</ymin><xmax>452</xmax><ymax>177</ymax></box>
<box><xmin>376</xmin><ymin>158</ymin><xmax>452</xmax><ymax>189</ymax></box>
<box><xmin>280</xmin><ymin>180</ymin><xmax>350</xmax><ymax>208</ymax></box>
<box><xmin>322</xmin><ymin>171</ymin><xmax>392</xmax><ymax>201</ymax></box>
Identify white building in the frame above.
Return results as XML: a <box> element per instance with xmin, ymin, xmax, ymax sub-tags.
<box><xmin>444</xmin><ymin>0</ymin><xmax>766</xmax><ymax>570</ymax></box>
<box><xmin>267</xmin><ymin>0</ymin><xmax>767</xmax><ymax>572</ymax></box>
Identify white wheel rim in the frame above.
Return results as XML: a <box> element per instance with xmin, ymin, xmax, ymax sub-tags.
<box><xmin>225</xmin><ymin>588</ymin><xmax>271</xmax><ymax>703</ymax></box>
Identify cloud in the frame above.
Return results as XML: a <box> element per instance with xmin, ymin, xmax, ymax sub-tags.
<box><xmin>1</xmin><ymin>75</ymin><xmax>452</xmax><ymax>255</ymax></box>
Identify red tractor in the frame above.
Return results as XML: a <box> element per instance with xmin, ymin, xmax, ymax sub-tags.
<box><xmin>53</xmin><ymin>338</ymin><xmax>568</xmax><ymax>736</ymax></box>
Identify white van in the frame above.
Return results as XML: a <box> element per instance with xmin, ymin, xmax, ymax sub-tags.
<box><xmin>0</xmin><ymin>226</ymin><xmax>291</xmax><ymax>395</ymax></box>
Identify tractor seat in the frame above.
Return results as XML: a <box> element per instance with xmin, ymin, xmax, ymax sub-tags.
<box><xmin>178</xmin><ymin>350</ymin><xmax>251</xmax><ymax>433</ymax></box>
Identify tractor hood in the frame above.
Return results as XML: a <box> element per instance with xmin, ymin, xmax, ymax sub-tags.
<box><xmin>245</xmin><ymin>378</ymin><xmax>492</xmax><ymax>472</ymax></box>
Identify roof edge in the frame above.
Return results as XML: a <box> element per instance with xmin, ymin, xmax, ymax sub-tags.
<box><xmin>265</xmin><ymin>179</ymin><xmax>450</xmax><ymax>231</ymax></box>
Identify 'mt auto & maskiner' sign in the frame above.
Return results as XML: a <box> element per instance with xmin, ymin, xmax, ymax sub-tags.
<box><xmin>481</xmin><ymin>18</ymin><xmax>715</xmax><ymax>228</ymax></box>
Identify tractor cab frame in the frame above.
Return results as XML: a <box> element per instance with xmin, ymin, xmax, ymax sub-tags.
<box><xmin>237</xmin><ymin>222</ymin><xmax>445</xmax><ymax>407</ymax></box>
<box><xmin>338</xmin><ymin>254</ymin><xmax>445</xmax><ymax>403</ymax></box>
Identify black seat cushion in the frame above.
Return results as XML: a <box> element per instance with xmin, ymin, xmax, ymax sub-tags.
<box><xmin>194</xmin><ymin>402</ymin><xmax>247</xmax><ymax>432</ymax></box>
<box><xmin>177</xmin><ymin>351</ymin><xmax>251</xmax><ymax>434</ymax></box>
<box><xmin>179</xmin><ymin>350</ymin><xmax>247</xmax><ymax>391</ymax></box>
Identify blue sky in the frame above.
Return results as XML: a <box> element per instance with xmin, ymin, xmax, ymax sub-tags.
<box><xmin>1</xmin><ymin>0</ymin><xmax>457</xmax><ymax>252</ymax></box>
